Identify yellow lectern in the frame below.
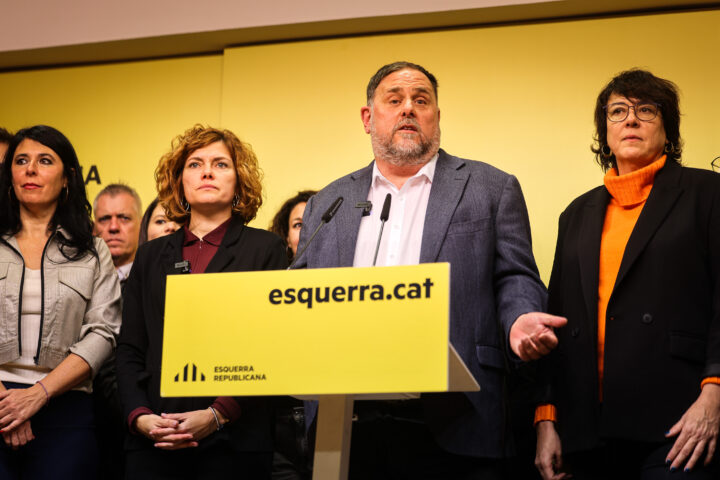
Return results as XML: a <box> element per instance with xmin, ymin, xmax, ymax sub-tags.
<box><xmin>161</xmin><ymin>263</ymin><xmax>480</xmax><ymax>480</ymax></box>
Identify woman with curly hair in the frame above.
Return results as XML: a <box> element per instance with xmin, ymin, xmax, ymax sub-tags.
<box><xmin>0</xmin><ymin>125</ymin><xmax>121</xmax><ymax>479</ymax></box>
<box><xmin>116</xmin><ymin>125</ymin><xmax>287</xmax><ymax>479</ymax></box>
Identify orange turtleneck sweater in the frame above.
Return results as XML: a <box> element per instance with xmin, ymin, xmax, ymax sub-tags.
<box><xmin>595</xmin><ymin>155</ymin><xmax>666</xmax><ymax>397</ymax></box>
<box><xmin>534</xmin><ymin>155</ymin><xmax>719</xmax><ymax>425</ymax></box>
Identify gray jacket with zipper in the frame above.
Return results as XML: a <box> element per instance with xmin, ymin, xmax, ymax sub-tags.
<box><xmin>0</xmin><ymin>229</ymin><xmax>121</xmax><ymax>392</ymax></box>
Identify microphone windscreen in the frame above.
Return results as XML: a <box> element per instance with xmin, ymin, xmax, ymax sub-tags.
<box><xmin>321</xmin><ymin>197</ymin><xmax>344</xmax><ymax>223</ymax></box>
<box><xmin>380</xmin><ymin>193</ymin><xmax>392</xmax><ymax>222</ymax></box>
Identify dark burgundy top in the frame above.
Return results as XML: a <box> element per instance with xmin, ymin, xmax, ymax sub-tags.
<box><xmin>181</xmin><ymin>219</ymin><xmax>231</xmax><ymax>274</ymax></box>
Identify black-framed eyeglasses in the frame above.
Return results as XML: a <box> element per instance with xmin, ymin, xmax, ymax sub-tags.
<box><xmin>712</xmin><ymin>156</ymin><xmax>720</xmax><ymax>173</ymax></box>
<box><xmin>604</xmin><ymin>102</ymin><xmax>661</xmax><ymax>122</ymax></box>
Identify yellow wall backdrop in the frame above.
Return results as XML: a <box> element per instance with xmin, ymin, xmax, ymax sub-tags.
<box><xmin>1</xmin><ymin>9</ymin><xmax>718</xmax><ymax>281</ymax></box>
<box><xmin>0</xmin><ymin>55</ymin><xmax>223</xmax><ymax>208</ymax></box>
<box><xmin>222</xmin><ymin>9</ymin><xmax>720</xmax><ymax>279</ymax></box>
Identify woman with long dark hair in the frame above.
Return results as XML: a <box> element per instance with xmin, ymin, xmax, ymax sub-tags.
<box><xmin>0</xmin><ymin>125</ymin><xmax>121</xmax><ymax>479</ymax></box>
<box><xmin>138</xmin><ymin>197</ymin><xmax>179</xmax><ymax>245</ymax></box>
<box><xmin>268</xmin><ymin>190</ymin><xmax>316</xmax><ymax>480</ymax></box>
<box><xmin>269</xmin><ymin>190</ymin><xmax>316</xmax><ymax>262</ymax></box>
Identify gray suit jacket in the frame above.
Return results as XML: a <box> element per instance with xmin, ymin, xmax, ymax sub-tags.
<box><xmin>295</xmin><ymin>149</ymin><xmax>547</xmax><ymax>458</ymax></box>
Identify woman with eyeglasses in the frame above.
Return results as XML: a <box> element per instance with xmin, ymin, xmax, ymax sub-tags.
<box><xmin>534</xmin><ymin>70</ymin><xmax>720</xmax><ymax>479</ymax></box>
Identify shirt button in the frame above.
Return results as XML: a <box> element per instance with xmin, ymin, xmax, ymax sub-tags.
<box><xmin>641</xmin><ymin>313</ymin><xmax>653</xmax><ymax>324</ymax></box>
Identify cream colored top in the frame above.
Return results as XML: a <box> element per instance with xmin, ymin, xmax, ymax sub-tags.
<box><xmin>0</xmin><ymin>268</ymin><xmax>50</xmax><ymax>385</ymax></box>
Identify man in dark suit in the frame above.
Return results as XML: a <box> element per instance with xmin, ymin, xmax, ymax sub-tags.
<box><xmin>92</xmin><ymin>183</ymin><xmax>143</xmax><ymax>480</ymax></box>
<box><xmin>294</xmin><ymin>61</ymin><xmax>566</xmax><ymax>478</ymax></box>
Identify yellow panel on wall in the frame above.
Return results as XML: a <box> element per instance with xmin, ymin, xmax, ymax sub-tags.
<box><xmin>0</xmin><ymin>55</ymin><xmax>223</xmax><ymax>211</ymax></box>
<box><xmin>220</xmin><ymin>9</ymin><xmax>720</xmax><ymax>280</ymax></box>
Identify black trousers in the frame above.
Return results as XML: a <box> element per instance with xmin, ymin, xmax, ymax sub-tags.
<box><xmin>348</xmin><ymin>400</ymin><xmax>505</xmax><ymax>480</ymax></box>
<box><xmin>0</xmin><ymin>383</ymin><xmax>98</xmax><ymax>480</ymax></box>
<box><xmin>93</xmin><ymin>354</ymin><xmax>125</xmax><ymax>480</ymax></box>
<box><xmin>125</xmin><ymin>439</ymin><xmax>272</xmax><ymax>480</ymax></box>
<box><xmin>564</xmin><ymin>440</ymin><xmax>720</xmax><ymax>480</ymax></box>
<box><xmin>272</xmin><ymin>397</ymin><xmax>311</xmax><ymax>480</ymax></box>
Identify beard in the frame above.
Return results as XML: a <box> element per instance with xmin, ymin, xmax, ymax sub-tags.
<box><xmin>369</xmin><ymin>116</ymin><xmax>441</xmax><ymax>167</ymax></box>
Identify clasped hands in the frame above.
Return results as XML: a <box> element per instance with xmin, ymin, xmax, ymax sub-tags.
<box><xmin>135</xmin><ymin>409</ymin><xmax>226</xmax><ymax>450</ymax></box>
<box><xmin>0</xmin><ymin>384</ymin><xmax>47</xmax><ymax>449</ymax></box>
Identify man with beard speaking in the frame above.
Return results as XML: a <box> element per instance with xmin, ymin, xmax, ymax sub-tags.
<box><xmin>295</xmin><ymin>61</ymin><xmax>566</xmax><ymax>478</ymax></box>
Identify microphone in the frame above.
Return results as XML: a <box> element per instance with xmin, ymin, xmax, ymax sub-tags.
<box><xmin>372</xmin><ymin>193</ymin><xmax>392</xmax><ymax>267</ymax></box>
<box><xmin>322</xmin><ymin>196</ymin><xmax>344</xmax><ymax>223</ymax></box>
<box><xmin>288</xmin><ymin>197</ymin><xmax>344</xmax><ymax>270</ymax></box>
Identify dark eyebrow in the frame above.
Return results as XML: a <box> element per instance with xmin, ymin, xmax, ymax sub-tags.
<box><xmin>385</xmin><ymin>86</ymin><xmax>432</xmax><ymax>96</ymax></box>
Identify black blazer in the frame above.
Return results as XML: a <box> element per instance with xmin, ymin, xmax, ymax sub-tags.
<box><xmin>116</xmin><ymin>216</ymin><xmax>288</xmax><ymax>451</ymax></box>
<box><xmin>541</xmin><ymin>161</ymin><xmax>720</xmax><ymax>453</ymax></box>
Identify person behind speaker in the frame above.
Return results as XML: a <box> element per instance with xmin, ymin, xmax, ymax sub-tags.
<box><xmin>269</xmin><ymin>190</ymin><xmax>317</xmax><ymax>262</ymax></box>
<box><xmin>268</xmin><ymin>190</ymin><xmax>318</xmax><ymax>480</ymax></box>
<box><xmin>138</xmin><ymin>197</ymin><xmax>180</xmax><ymax>245</ymax></box>
<box><xmin>93</xmin><ymin>184</ymin><xmax>142</xmax><ymax>287</ymax></box>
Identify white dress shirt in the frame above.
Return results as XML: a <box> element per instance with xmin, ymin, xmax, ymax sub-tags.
<box><xmin>117</xmin><ymin>262</ymin><xmax>133</xmax><ymax>283</ymax></box>
<box><xmin>353</xmin><ymin>154</ymin><xmax>438</xmax><ymax>267</ymax></box>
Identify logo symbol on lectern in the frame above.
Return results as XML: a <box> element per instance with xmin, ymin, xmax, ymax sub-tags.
<box><xmin>174</xmin><ymin>363</ymin><xmax>206</xmax><ymax>382</ymax></box>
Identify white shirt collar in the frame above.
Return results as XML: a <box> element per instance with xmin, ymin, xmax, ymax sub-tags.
<box><xmin>372</xmin><ymin>152</ymin><xmax>439</xmax><ymax>190</ymax></box>
<box><xmin>116</xmin><ymin>262</ymin><xmax>133</xmax><ymax>281</ymax></box>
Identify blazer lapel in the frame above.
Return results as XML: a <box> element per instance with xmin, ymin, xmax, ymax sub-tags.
<box><xmin>613</xmin><ymin>161</ymin><xmax>683</xmax><ymax>292</ymax></box>
<box><xmin>160</xmin><ymin>228</ymin><xmax>186</xmax><ymax>275</ymax></box>
<box><xmin>336</xmin><ymin>163</ymin><xmax>373</xmax><ymax>267</ymax></box>
<box><xmin>578</xmin><ymin>187</ymin><xmax>609</xmax><ymax>326</ymax></box>
<box><xmin>420</xmin><ymin>150</ymin><xmax>469</xmax><ymax>263</ymax></box>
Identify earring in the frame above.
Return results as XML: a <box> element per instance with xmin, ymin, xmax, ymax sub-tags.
<box><xmin>664</xmin><ymin>142</ymin><xmax>675</xmax><ymax>154</ymax></box>
<box><xmin>601</xmin><ymin>144</ymin><xmax>613</xmax><ymax>158</ymax></box>
<box><xmin>232</xmin><ymin>194</ymin><xmax>239</xmax><ymax>209</ymax></box>
<box><xmin>62</xmin><ymin>186</ymin><xmax>69</xmax><ymax>203</ymax></box>
<box><xmin>181</xmin><ymin>197</ymin><xmax>190</xmax><ymax>212</ymax></box>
